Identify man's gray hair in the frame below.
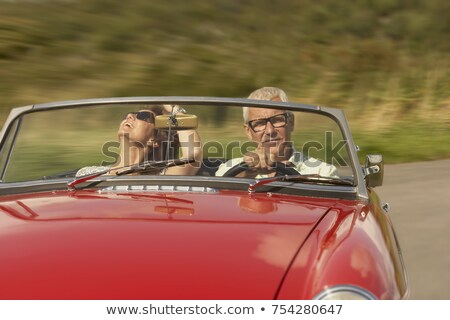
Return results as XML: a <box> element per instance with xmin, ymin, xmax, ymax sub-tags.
<box><xmin>243</xmin><ymin>87</ymin><xmax>289</xmax><ymax>123</ymax></box>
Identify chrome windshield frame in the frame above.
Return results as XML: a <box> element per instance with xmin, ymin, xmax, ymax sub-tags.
<box><xmin>0</xmin><ymin>97</ymin><xmax>367</xmax><ymax>199</ymax></box>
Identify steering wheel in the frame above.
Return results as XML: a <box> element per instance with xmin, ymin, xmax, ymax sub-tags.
<box><xmin>222</xmin><ymin>161</ymin><xmax>299</xmax><ymax>177</ymax></box>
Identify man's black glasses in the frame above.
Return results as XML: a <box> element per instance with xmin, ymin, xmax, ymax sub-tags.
<box><xmin>247</xmin><ymin>113</ymin><xmax>289</xmax><ymax>132</ymax></box>
<box><xmin>124</xmin><ymin>111</ymin><xmax>155</xmax><ymax>123</ymax></box>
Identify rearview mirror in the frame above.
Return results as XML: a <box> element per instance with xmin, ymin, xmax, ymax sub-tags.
<box><xmin>365</xmin><ymin>154</ymin><xmax>384</xmax><ymax>188</ymax></box>
<box><xmin>155</xmin><ymin>114</ymin><xmax>198</xmax><ymax>130</ymax></box>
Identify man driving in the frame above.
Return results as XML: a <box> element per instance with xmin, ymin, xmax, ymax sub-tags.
<box><xmin>215</xmin><ymin>87</ymin><xmax>337</xmax><ymax>178</ymax></box>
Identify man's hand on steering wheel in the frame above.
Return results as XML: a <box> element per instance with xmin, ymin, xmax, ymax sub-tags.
<box><xmin>243</xmin><ymin>147</ymin><xmax>275</xmax><ymax>171</ymax></box>
<box><xmin>243</xmin><ymin>146</ymin><xmax>292</xmax><ymax>171</ymax></box>
<box><xmin>223</xmin><ymin>146</ymin><xmax>298</xmax><ymax>177</ymax></box>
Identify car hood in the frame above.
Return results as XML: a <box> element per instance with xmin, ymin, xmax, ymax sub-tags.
<box><xmin>0</xmin><ymin>189</ymin><xmax>337</xmax><ymax>299</ymax></box>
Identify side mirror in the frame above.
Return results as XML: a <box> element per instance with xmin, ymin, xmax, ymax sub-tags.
<box><xmin>155</xmin><ymin>114</ymin><xmax>198</xmax><ymax>130</ymax></box>
<box><xmin>364</xmin><ymin>154</ymin><xmax>384</xmax><ymax>188</ymax></box>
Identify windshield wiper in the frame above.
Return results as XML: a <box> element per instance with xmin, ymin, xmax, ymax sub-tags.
<box><xmin>67</xmin><ymin>168</ymin><xmax>111</xmax><ymax>189</ymax></box>
<box><xmin>67</xmin><ymin>158</ymin><xmax>195</xmax><ymax>190</ymax></box>
<box><xmin>248</xmin><ymin>174</ymin><xmax>354</xmax><ymax>193</ymax></box>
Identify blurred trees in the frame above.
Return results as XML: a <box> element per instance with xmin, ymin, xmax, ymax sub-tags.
<box><xmin>0</xmin><ymin>0</ymin><xmax>449</xmax><ymax>130</ymax></box>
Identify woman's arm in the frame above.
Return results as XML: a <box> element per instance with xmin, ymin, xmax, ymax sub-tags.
<box><xmin>161</xmin><ymin>105</ymin><xmax>202</xmax><ymax>175</ymax></box>
<box><xmin>165</xmin><ymin>129</ymin><xmax>202</xmax><ymax>175</ymax></box>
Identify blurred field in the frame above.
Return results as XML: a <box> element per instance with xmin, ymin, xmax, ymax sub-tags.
<box><xmin>0</xmin><ymin>0</ymin><xmax>449</xmax><ymax>163</ymax></box>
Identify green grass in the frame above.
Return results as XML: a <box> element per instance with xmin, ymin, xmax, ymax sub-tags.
<box><xmin>354</xmin><ymin>123</ymin><xmax>450</xmax><ymax>164</ymax></box>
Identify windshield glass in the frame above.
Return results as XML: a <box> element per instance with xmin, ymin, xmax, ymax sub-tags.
<box><xmin>0</xmin><ymin>102</ymin><xmax>355</xmax><ymax>184</ymax></box>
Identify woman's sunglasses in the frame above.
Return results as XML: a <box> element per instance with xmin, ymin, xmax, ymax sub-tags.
<box><xmin>124</xmin><ymin>111</ymin><xmax>155</xmax><ymax>123</ymax></box>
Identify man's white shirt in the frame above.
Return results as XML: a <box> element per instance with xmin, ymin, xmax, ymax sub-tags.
<box><xmin>215</xmin><ymin>151</ymin><xmax>338</xmax><ymax>178</ymax></box>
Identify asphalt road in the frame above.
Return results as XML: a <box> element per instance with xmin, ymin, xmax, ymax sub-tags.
<box><xmin>376</xmin><ymin>159</ymin><xmax>450</xmax><ymax>299</ymax></box>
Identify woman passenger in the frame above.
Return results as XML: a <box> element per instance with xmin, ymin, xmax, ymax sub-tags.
<box><xmin>76</xmin><ymin>105</ymin><xmax>202</xmax><ymax>177</ymax></box>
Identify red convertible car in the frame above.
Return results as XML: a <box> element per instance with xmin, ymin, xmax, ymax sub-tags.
<box><xmin>0</xmin><ymin>97</ymin><xmax>408</xmax><ymax>299</ymax></box>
